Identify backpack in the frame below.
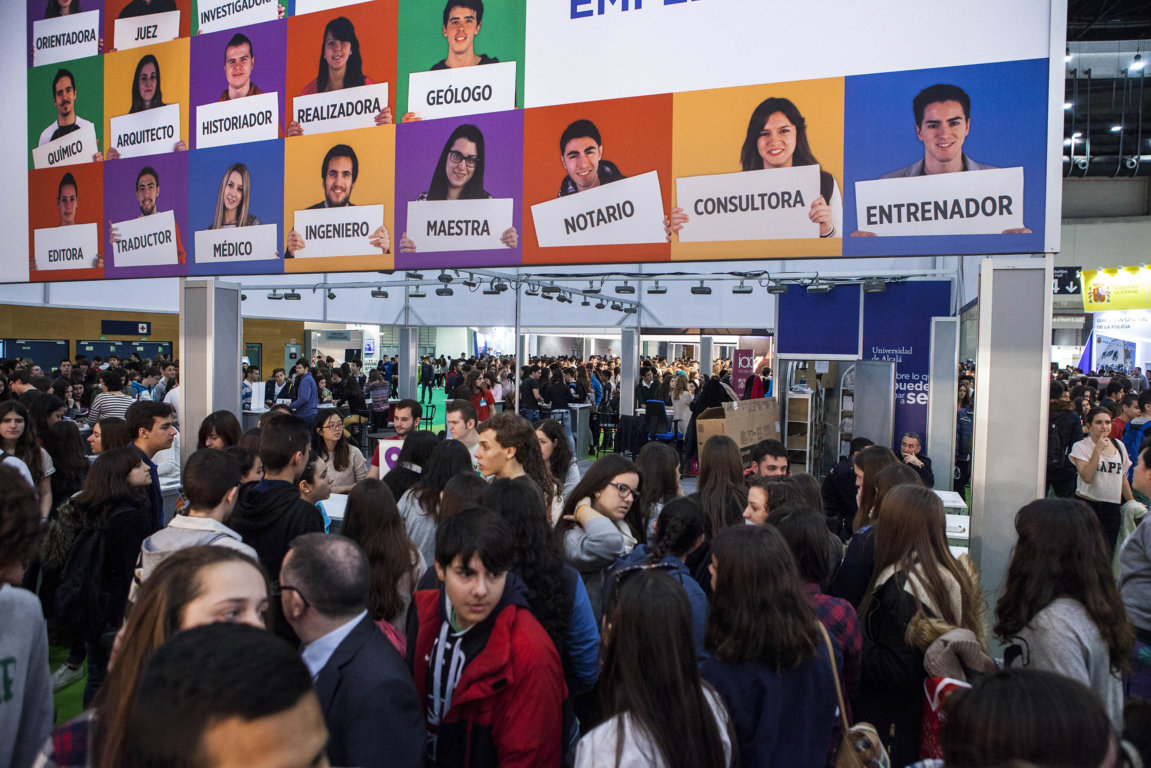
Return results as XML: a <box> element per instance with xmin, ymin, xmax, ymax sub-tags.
<box><xmin>1122</xmin><ymin>420</ymin><xmax>1151</xmax><ymax>480</ymax></box>
<box><xmin>56</xmin><ymin>509</ymin><xmax>125</xmax><ymax>634</ymax></box>
<box><xmin>1046</xmin><ymin>417</ymin><xmax>1067</xmax><ymax>471</ymax></box>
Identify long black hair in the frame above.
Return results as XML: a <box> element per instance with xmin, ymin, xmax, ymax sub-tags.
<box><xmin>0</xmin><ymin>401</ymin><xmax>44</xmax><ymax>481</ymax></box>
<box><xmin>45</xmin><ymin>0</ymin><xmax>82</xmax><ymax>18</ymax></box>
<box><xmin>649</xmin><ymin>496</ymin><xmax>705</xmax><ymax>562</ymax></box>
<box><xmin>47</xmin><ymin>420</ymin><xmax>89</xmax><ymax>504</ymax></box>
<box><xmin>74</xmin><ymin>446</ymin><xmax>148</xmax><ymax>527</ymax></box>
<box><xmin>410</xmin><ymin>439</ymin><xmax>473</xmax><ymax>523</ymax></box>
<box><xmin>383</xmin><ymin>430</ymin><xmax>440</xmax><ymax>502</ymax></box>
<box><xmin>534</xmin><ymin>417</ymin><xmax>573</xmax><ymax>488</ymax></box>
<box><xmin>739</xmin><ymin>97</ymin><xmax>820</xmax><ymax>171</ymax></box>
<box><xmin>427</xmin><ymin>124</ymin><xmax>488</xmax><ymax>200</ymax></box>
<box><xmin>555</xmin><ymin>454</ymin><xmax>639</xmax><ymax>544</ymax></box>
<box><xmin>129</xmin><ymin>54</ymin><xmax>165</xmax><ymax>113</ymax></box>
<box><xmin>315</xmin><ymin>17</ymin><xmax>366</xmax><ymax>92</ymax></box>
<box><xmin>633</xmin><ymin>441</ymin><xmax>679</xmax><ymax>542</ymax></box>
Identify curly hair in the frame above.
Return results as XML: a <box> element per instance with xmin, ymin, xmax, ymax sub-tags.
<box><xmin>481</xmin><ymin>412</ymin><xmax>560</xmax><ymax>511</ymax></box>
<box><xmin>994</xmin><ymin>498</ymin><xmax>1133</xmax><ymax>673</ymax></box>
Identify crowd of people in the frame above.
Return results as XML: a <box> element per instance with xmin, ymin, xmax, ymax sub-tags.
<box><xmin>1</xmin><ymin>350</ymin><xmax>1149</xmax><ymax>768</ymax></box>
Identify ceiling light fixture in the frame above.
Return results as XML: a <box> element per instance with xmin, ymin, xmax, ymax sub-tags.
<box><xmin>326</xmin><ymin>290</ymin><xmax>336</xmax><ymax>300</ymax></box>
<box><xmin>647</xmin><ymin>281</ymin><xmax>667</xmax><ymax>295</ymax></box>
<box><xmin>408</xmin><ymin>287</ymin><xmax>427</xmax><ymax>298</ymax></box>
<box><xmin>595</xmin><ymin>299</ymin><xmax>607</xmax><ymax>309</ymax></box>
<box><xmin>462</xmin><ymin>275</ymin><xmax>479</xmax><ymax>288</ymax></box>
<box><xmin>267</xmin><ymin>290</ymin><xmax>283</xmax><ymax>300</ymax></box>
<box><xmin>610</xmin><ymin>301</ymin><xmax>623</xmax><ymax>311</ymax></box>
<box><xmin>405</xmin><ymin>271</ymin><xmax>424</xmax><ymax>280</ymax></box>
<box><xmin>690</xmin><ymin>281</ymin><xmax>711</xmax><ymax>295</ymax></box>
<box><xmin>862</xmin><ymin>277</ymin><xmax>886</xmax><ymax>293</ymax></box>
<box><xmin>1133</xmin><ymin>53</ymin><xmax>1145</xmax><ymax>71</ymax></box>
<box><xmin>284</xmin><ymin>291</ymin><xmax>302</xmax><ymax>301</ymax></box>
<box><xmin>438</xmin><ymin>270</ymin><xmax>453</xmax><ymax>283</ymax></box>
<box><xmin>435</xmin><ymin>286</ymin><xmax>454</xmax><ymax>296</ymax></box>
<box><xmin>371</xmin><ymin>288</ymin><xmax>389</xmax><ymax>298</ymax></box>
<box><xmin>615</xmin><ymin>281</ymin><xmax>636</xmax><ymax>294</ymax></box>
<box><xmin>542</xmin><ymin>282</ymin><xmax>562</xmax><ymax>294</ymax></box>
<box><xmin>732</xmin><ymin>281</ymin><xmax>753</xmax><ymax>294</ymax></box>
<box><xmin>766</xmin><ymin>281</ymin><xmax>788</xmax><ymax>295</ymax></box>
<box><xmin>806</xmin><ymin>281</ymin><xmax>832</xmax><ymax>294</ymax></box>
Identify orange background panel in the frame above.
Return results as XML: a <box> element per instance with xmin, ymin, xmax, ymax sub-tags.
<box><xmin>283</xmin><ymin>124</ymin><xmax>395</xmax><ymax>273</ymax></box>
<box><xmin>103</xmin><ymin>37</ymin><xmax>191</xmax><ymax>152</ymax></box>
<box><xmin>285</xmin><ymin>0</ymin><xmax>398</xmax><ymax>124</ymax></box>
<box><xmin>521</xmin><ymin>94</ymin><xmax>672</xmax><ymax>266</ymax></box>
<box><xmin>105</xmin><ymin>0</ymin><xmax>192</xmax><ymax>50</ymax></box>
<box><xmin>670</xmin><ymin>78</ymin><xmax>844</xmax><ymax>261</ymax></box>
<box><xmin>28</xmin><ymin>163</ymin><xmax>106</xmax><ymax>282</ymax></box>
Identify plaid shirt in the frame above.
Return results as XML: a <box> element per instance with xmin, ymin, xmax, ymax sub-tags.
<box><xmin>31</xmin><ymin>711</ymin><xmax>94</xmax><ymax>768</ymax></box>
<box><xmin>804</xmin><ymin>582</ymin><xmax>863</xmax><ymax>699</ymax></box>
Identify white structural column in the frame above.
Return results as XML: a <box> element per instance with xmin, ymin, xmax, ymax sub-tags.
<box><xmin>619</xmin><ymin>328</ymin><xmax>640</xmax><ymax>414</ymax></box>
<box><xmin>969</xmin><ymin>255</ymin><xmax>1052</xmax><ymax>640</ymax></box>
<box><xmin>927</xmin><ymin>317</ymin><xmax>960</xmax><ymax>490</ymax></box>
<box><xmin>700</xmin><ymin>336</ymin><xmax>715</xmax><ymax>378</ymax></box>
<box><xmin>179</xmin><ymin>278</ymin><xmax>243</xmax><ymax>469</ymax></box>
<box><xmin>398</xmin><ymin>326</ymin><xmax>418</xmax><ymax>401</ymax></box>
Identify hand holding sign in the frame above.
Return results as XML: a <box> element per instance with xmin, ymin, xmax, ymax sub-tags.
<box><xmin>368</xmin><ymin>224</ymin><xmax>391</xmax><ymax>254</ymax></box>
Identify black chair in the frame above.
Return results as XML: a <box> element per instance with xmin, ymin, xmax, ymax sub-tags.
<box><xmin>596</xmin><ymin>408</ymin><xmax>619</xmax><ymax>456</ymax></box>
<box><xmin>644</xmin><ymin>400</ymin><xmax>684</xmax><ymax>457</ymax></box>
<box><xmin>421</xmin><ymin>403</ymin><xmax>437</xmax><ymax>430</ymax></box>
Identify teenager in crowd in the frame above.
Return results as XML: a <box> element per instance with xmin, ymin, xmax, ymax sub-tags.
<box><xmin>1070</xmin><ymin>406</ymin><xmax>1133</xmax><ymax>557</ymax></box>
<box><xmin>689</xmin><ymin>435</ymin><xmax>747</xmax><ymax>534</ymax></box>
<box><xmin>632</xmin><ymin>441</ymin><xmax>681</xmax><ymax>544</ymax></box>
<box><xmin>312</xmin><ymin>409</ymin><xmax>367</xmax><ymax>494</ymax></box>
<box><xmin>296</xmin><ymin>453</ymin><xmax>334</xmax><ymax>533</ymax></box>
<box><xmin>397</xmin><ymin>439</ymin><xmax>473</xmax><ymax>567</ymax></box>
<box><xmin>384</xmin><ymin>430</ymin><xmax>441</xmax><ymax>505</ymax></box>
<box><xmin>0</xmin><ymin>401</ymin><xmax>53</xmax><ymax>519</ymax></box>
<box><xmin>196</xmin><ymin>410</ymin><xmax>241</xmax><ymax>451</ymax></box>
<box><xmin>536</xmin><ymin>417</ymin><xmax>579</xmax><ymax>499</ymax></box>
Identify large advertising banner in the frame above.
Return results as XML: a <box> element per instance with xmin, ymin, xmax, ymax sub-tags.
<box><xmin>27</xmin><ymin>54</ymin><xmax>105</xmax><ymax>170</ymax></box>
<box><xmin>395</xmin><ymin>0</ymin><xmax>525</xmax><ymax>121</ymax></box>
<box><xmin>1081</xmin><ymin>267</ymin><xmax>1151</xmax><ymax>312</ymax></box>
<box><xmin>26</xmin><ymin>2</ymin><xmax>103</xmax><ymax>69</ymax></box>
<box><xmin>670</xmin><ymin>79</ymin><xmax>844</xmax><ymax>261</ymax></box>
<box><xmin>394</xmin><ymin>110</ymin><xmax>523</xmax><ymax>269</ymax></box>
<box><xmin>188</xmin><ymin>19</ymin><xmax>286</xmax><ymax>149</ymax></box>
<box><xmin>27</xmin><ymin>162</ymin><xmax>105</xmax><ymax>282</ymax></box>
<box><xmin>282</xmin><ymin>124</ymin><xmax>394</xmax><ymax>273</ymax></box>
<box><xmin>187</xmin><ymin>138</ymin><xmax>284</xmax><ymax>274</ymax></box>
<box><xmin>102</xmin><ymin>151</ymin><xmax>190</xmax><ymax>278</ymax></box>
<box><xmin>102</xmin><ymin>37</ymin><xmax>191</xmax><ymax>160</ymax></box>
<box><xmin>105</xmin><ymin>0</ymin><xmax>191</xmax><ymax>52</ymax></box>
<box><xmin>861</xmin><ymin>281</ymin><xmax>952</xmax><ymax>447</ymax></box>
<box><xmin>521</xmin><ymin>94</ymin><xmax>672</xmax><ymax>265</ymax></box>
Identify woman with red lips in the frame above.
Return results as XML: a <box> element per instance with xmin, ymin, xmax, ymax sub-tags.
<box><xmin>398</xmin><ymin>124</ymin><xmax>519</xmax><ymax>253</ymax></box>
<box><xmin>667</xmin><ymin>97</ymin><xmax>842</xmax><ymax>240</ymax></box>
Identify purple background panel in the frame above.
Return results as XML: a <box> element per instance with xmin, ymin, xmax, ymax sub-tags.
<box><xmin>102</xmin><ymin>151</ymin><xmax>190</xmax><ymax>278</ymax></box>
<box><xmin>27</xmin><ymin>0</ymin><xmax>106</xmax><ymax>68</ymax></box>
<box><xmin>188</xmin><ymin>18</ymin><xmax>287</xmax><ymax>148</ymax></box>
<box><xmin>394</xmin><ymin>109</ymin><xmax>523</xmax><ymax>270</ymax></box>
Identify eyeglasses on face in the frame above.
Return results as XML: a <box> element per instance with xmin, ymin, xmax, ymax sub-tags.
<box><xmin>447</xmin><ymin>149</ymin><xmax>478</xmax><ymax>167</ymax></box>
<box><xmin>274</xmin><ymin>584</ymin><xmax>310</xmax><ymax>609</ymax></box>
<box><xmin>605</xmin><ymin>480</ymin><xmax>635</xmax><ymax>499</ymax></box>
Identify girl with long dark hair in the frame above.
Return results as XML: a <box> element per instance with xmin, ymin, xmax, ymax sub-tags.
<box><xmin>1</xmin><ymin>401</ymin><xmax>53</xmax><ymax>519</ymax></box>
<box><xmin>995</xmin><ymin>497</ymin><xmax>1133</xmax><ymax>730</ymax></box>
<box><xmin>396</xmin><ymin>439</ymin><xmax>472</xmax><ymax>566</ymax></box>
<box><xmin>535</xmin><ymin>417</ymin><xmax>579</xmax><ymax>498</ymax></box>
<box><xmin>341</xmin><ymin>479</ymin><xmax>422</xmax><ymax>648</ymax></box>
<box><xmin>556</xmin><ymin>454</ymin><xmax>640</xmax><ymax>622</ymax></box>
<box><xmin>311</xmin><ymin>409</ymin><xmax>366</xmax><ymax>494</ymax></box>
<box><xmin>689</xmin><ymin>435</ymin><xmax>747</xmax><ymax>534</ymax></box>
<box><xmin>633</xmin><ymin>441</ymin><xmax>681</xmax><ymax>543</ymax></box>
<box><xmin>46</xmin><ymin>420</ymin><xmax>88</xmax><ymax>510</ymax></box>
<box><xmin>701</xmin><ymin>525</ymin><xmax>837</xmax><ymax>767</ymax></box>
<box><xmin>87</xmin><ymin>417</ymin><xmax>131</xmax><ymax>458</ymax></box>
<box><xmin>383</xmin><ymin>430</ymin><xmax>440</xmax><ymax>502</ymax></box>
<box><xmin>196</xmin><ymin>410</ymin><xmax>241</xmax><ymax>451</ymax></box>
<box><xmin>1070</xmin><ymin>406</ymin><xmax>1133</xmax><ymax>556</ymax></box>
<box><xmin>576</xmin><ymin>568</ymin><xmax>733</xmax><ymax>768</ymax></box>
<box><xmin>103</xmin><ymin>54</ymin><xmax>185</xmax><ymax>159</ymax></box>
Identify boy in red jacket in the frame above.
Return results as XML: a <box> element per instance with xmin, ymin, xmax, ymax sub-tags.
<box><xmin>409</xmin><ymin>508</ymin><xmax>566</xmax><ymax>768</ymax></box>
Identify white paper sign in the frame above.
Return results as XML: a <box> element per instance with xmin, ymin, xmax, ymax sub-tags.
<box><xmin>114</xmin><ymin>10</ymin><xmax>180</xmax><ymax>51</ymax></box>
<box><xmin>195</xmin><ymin>92</ymin><xmax>279</xmax><ymax>148</ymax></box>
<box><xmin>292</xmin><ymin>83</ymin><xmax>389</xmax><ymax>135</ymax></box>
<box><xmin>109</xmin><ymin>103</ymin><xmax>181</xmax><ymax>159</ymax></box>
<box><xmin>32</xmin><ymin>11</ymin><xmax>101</xmax><ymax>67</ymax></box>
<box><xmin>197</xmin><ymin>0</ymin><xmax>278</xmax><ymax>35</ymax></box>
<box><xmin>294</xmin><ymin>0</ymin><xmax>372</xmax><ymax>14</ymax></box>
<box><xmin>674</xmin><ymin>165</ymin><xmax>820</xmax><ymax>242</ymax></box>
<box><xmin>853</xmin><ymin>167</ymin><xmax>1025</xmax><ymax>237</ymax></box>
<box><xmin>110</xmin><ymin>210</ymin><xmax>179</xmax><ymax>267</ymax></box>
<box><xmin>405</xmin><ymin>198</ymin><xmax>513</xmax><ymax>253</ymax></box>
<box><xmin>247</xmin><ymin>381</ymin><xmax>264</xmax><ymax>408</ymax></box>
<box><xmin>407</xmin><ymin>61</ymin><xmax>516</xmax><ymax>120</ymax></box>
<box><xmin>291</xmin><ymin>204</ymin><xmax>385</xmax><ymax>258</ymax></box>
<box><xmin>34</xmin><ymin>223</ymin><xmax>99</xmax><ymax>270</ymax></box>
<box><xmin>530</xmin><ymin>171</ymin><xmax>667</xmax><ymax>247</ymax></box>
<box><xmin>194</xmin><ymin>223</ymin><xmax>279</xmax><ymax>263</ymax></box>
<box><xmin>376</xmin><ymin>438</ymin><xmax>405</xmax><ymax>477</ymax></box>
<box><xmin>32</xmin><ymin>123</ymin><xmax>99</xmax><ymax>170</ymax></box>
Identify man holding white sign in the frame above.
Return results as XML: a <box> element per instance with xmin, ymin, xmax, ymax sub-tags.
<box><xmin>850</xmin><ymin>83</ymin><xmax>1032</xmax><ymax>237</ymax></box>
<box><xmin>32</xmin><ymin>172</ymin><xmax>103</xmax><ymax>272</ymax></box>
<box><xmin>218</xmin><ymin>33</ymin><xmax>264</xmax><ymax>101</ymax></box>
<box><xmin>108</xmin><ymin>165</ymin><xmax>187</xmax><ymax>264</ymax></box>
<box><xmin>37</xmin><ymin>69</ymin><xmax>103</xmax><ymax>162</ymax></box>
<box><xmin>285</xmin><ymin>144</ymin><xmax>390</xmax><ymax>257</ymax></box>
<box><xmin>398</xmin><ymin>124</ymin><xmax>517</xmax><ymax>253</ymax></box>
<box><xmin>556</xmin><ymin>119</ymin><xmax>626</xmax><ymax>197</ymax></box>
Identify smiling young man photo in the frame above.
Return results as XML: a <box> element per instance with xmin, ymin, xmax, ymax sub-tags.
<box><xmin>556</xmin><ymin>119</ymin><xmax>627</xmax><ymax>197</ymax></box>
<box><xmin>431</xmin><ymin>0</ymin><xmax>500</xmax><ymax>71</ymax></box>
<box><xmin>881</xmin><ymin>83</ymin><xmax>993</xmax><ymax>178</ymax></box>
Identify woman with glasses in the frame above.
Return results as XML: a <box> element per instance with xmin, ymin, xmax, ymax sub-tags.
<box><xmin>398</xmin><ymin>123</ymin><xmax>519</xmax><ymax>253</ymax></box>
<box><xmin>555</xmin><ymin>454</ymin><xmax>640</xmax><ymax>623</ymax></box>
<box><xmin>311</xmin><ymin>409</ymin><xmax>366</xmax><ymax>495</ymax></box>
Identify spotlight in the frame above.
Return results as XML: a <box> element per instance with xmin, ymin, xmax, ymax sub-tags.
<box><xmin>690</xmin><ymin>281</ymin><xmax>711</xmax><ymax>295</ymax></box>
<box><xmin>435</xmin><ymin>286</ymin><xmax>454</xmax><ymax>296</ymax></box>
<box><xmin>557</xmin><ymin>294</ymin><xmax>572</xmax><ymax>304</ymax></box>
<box><xmin>284</xmin><ymin>291</ymin><xmax>302</xmax><ymax>300</ymax></box>
<box><xmin>1065</xmin><ymin>46</ymin><xmax>1071</xmax><ymax>62</ymax></box>
<box><xmin>241</xmin><ymin>293</ymin><xmax>247</xmax><ymax>301</ymax></box>
<box><xmin>1111</xmin><ymin>125</ymin><xmax>1123</xmax><ymax>132</ymax></box>
<box><xmin>766</xmin><ymin>281</ymin><xmax>788</xmax><ymax>295</ymax></box>
<box><xmin>862</xmin><ymin>277</ymin><xmax>886</xmax><ymax>293</ymax></box>
<box><xmin>542</xmin><ymin>282</ymin><xmax>561</xmax><ymax>294</ymax></box>
<box><xmin>1133</xmin><ymin>54</ymin><xmax>1145</xmax><ymax>71</ymax></box>
<box><xmin>540</xmin><ymin>292</ymin><xmax>555</xmax><ymax>300</ymax></box>
<box><xmin>806</xmin><ymin>281</ymin><xmax>832</xmax><ymax>294</ymax></box>
<box><xmin>581</xmin><ymin>298</ymin><xmax>591</xmax><ymax>307</ymax></box>
<box><xmin>371</xmin><ymin>288</ymin><xmax>389</xmax><ymax>298</ymax></box>
<box><xmin>483</xmin><ymin>288</ymin><xmax>501</xmax><ymax>295</ymax></box>
<box><xmin>1063</xmin><ymin>102</ymin><xmax>1072</xmax><ymax>110</ymax></box>
<box><xmin>326</xmin><ymin>290</ymin><xmax>336</xmax><ymax>300</ymax></box>
<box><xmin>610</xmin><ymin>301</ymin><xmax>623</xmax><ymax>311</ymax></box>
<box><xmin>438</xmin><ymin>270</ymin><xmax>453</xmax><ymax>283</ymax></box>
<box><xmin>595</xmin><ymin>299</ymin><xmax>607</xmax><ymax>309</ymax></box>
<box><xmin>647</xmin><ymin>281</ymin><xmax>667</xmax><ymax>295</ymax></box>
<box><xmin>462</xmin><ymin>274</ymin><xmax>479</xmax><ymax>288</ymax></box>
<box><xmin>732</xmin><ymin>281</ymin><xmax>753</xmax><ymax>295</ymax></box>
<box><xmin>408</xmin><ymin>287</ymin><xmax>427</xmax><ymax>298</ymax></box>
<box><xmin>405</xmin><ymin>271</ymin><xmax>424</xmax><ymax>280</ymax></box>
<box><xmin>623</xmin><ymin>306</ymin><xmax>637</xmax><ymax>314</ymax></box>
<box><xmin>525</xmin><ymin>284</ymin><xmax>540</xmax><ymax>296</ymax></box>
<box><xmin>615</xmin><ymin>282</ymin><xmax>635</xmax><ymax>294</ymax></box>
<box><xmin>267</xmin><ymin>290</ymin><xmax>283</xmax><ymax>300</ymax></box>
<box><xmin>493</xmin><ymin>280</ymin><xmax>509</xmax><ymax>292</ymax></box>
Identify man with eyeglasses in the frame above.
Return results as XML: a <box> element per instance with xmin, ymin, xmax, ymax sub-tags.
<box><xmin>38</xmin><ymin>69</ymin><xmax>103</xmax><ymax>161</ymax></box>
<box><xmin>431</xmin><ymin>0</ymin><xmax>500</xmax><ymax>71</ymax></box>
<box><xmin>107</xmin><ymin>165</ymin><xmax>188</xmax><ymax>263</ymax></box>
<box><xmin>557</xmin><ymin>119</ymin><xmax>627</xmax><ymax>197</ymax></box>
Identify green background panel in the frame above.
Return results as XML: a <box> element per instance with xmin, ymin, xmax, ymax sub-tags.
<box><xmin>27</xmin><ymin>54</ymin><xmax>105</xmax><ymax>170</ymax></box>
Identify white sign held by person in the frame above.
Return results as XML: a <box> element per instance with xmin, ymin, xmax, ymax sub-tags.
<box><xmin>34</xmin><ymin>223</ymin><xmax>99</xmax><ymax>271</ymax></box>
<box><xmin>197</xmin><ymin>0</ymin><xmax>278</xmax><ymax>35</ymax></box>
<box><xmin>405</xmin><ymin>198</ymin><xmax>513</xmax><ymax>253</ymax></box>
<box><xmin>408</xmin><ymin>61</ymin><xmax>516</xmax><ymax>120</ymax></box>
<box><xmin>194</xmin><ymin>223</ymin><xmax>279</xmax><ymax>263</ymax></box>
<box><xmin>531</xmin><ymin>171</ymin><xmax>667</xmax><ymax>247</ymax></box>
<box><xmin>110</xmin><ymin>210</ymin><xmax>179</xmax><ymax>268</ymax></box>
<box><xmin>292</xmin><ymin>204</ymin><xmax>385</xmax><ymax>258</ymax></box>
<box><xmin>853</xmin><ymin>167</ymin><xmax>1026</xmax><ymax>237</ymax></box>
<box><xmin>32</xmin><ymin>10</ymin><xmax>101</xmax><ymax>67</ymax></box>
<box><xmin>376</xmin><ymin>438</ymin><xmax>405</xmax><ymax>477</ymax></box>
<box><xmin>674</xmin><ymin>165</ymin><xmax>821</xmax><ymax>242</ymax></box>
<box><xmin>109</xmin><ymin>103</ymin><xmax>181</xmax><ymax>159</ymax></box>
<box><xmin>195</xmin><ymin>92</ymin><xmax>279</xmax><ymax>148</ymax></box>
<box><xmin>294</xmin><ymin>0</ymin><xmax>372</xmax><ymax>15</ymax></box>
<box><xmin>32</xmin><ymin>123</ymin><xmax>99</xmax><ymax>170</ymax></box>
<box><xmin>292</xmin><ymin>83</ymin><xmax>389</xmax><ymax>135</ymax></box>
<box><xmin>114</xmin><ymin>10</ymin><xmax>180</xmax><ymax>51</ymax></box>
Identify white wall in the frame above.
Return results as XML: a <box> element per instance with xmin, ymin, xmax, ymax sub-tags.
<box><xmin>435</xmin><ymin>327</ymin><xmax>469</xmax><ymax>358</ymax></box>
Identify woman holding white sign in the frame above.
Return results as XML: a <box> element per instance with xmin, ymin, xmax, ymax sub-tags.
<box><xmin>398</xmin><ymin>123</ymin><xmax>518</xmax><ymax>252</ymax></box>
<box><xmin>666</xmin><ymin>97</ymin><xmax>841</xmax><ymax>240</ymax></box>
<box><xmin>105</xmin><ymin>54</ymin><xmax>187</xmax><ymax>159</ymax></box>
<box><xmin>285</xmin><ymin>16</ymin><xmax>392</xmax><ymax>136</ymax></box>
<box><xmin>208</xmin><ymin>163</ymin><xmax>261</xmax><ymax>229</ymax></box>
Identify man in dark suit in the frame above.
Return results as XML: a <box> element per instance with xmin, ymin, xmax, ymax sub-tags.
<box><xmin>898</xmin><ymin>432</ymin><xmax>934</xmax><ymax>488</ymax></box>
<box><xmin>280</xmin><ymin>534</ymin><xmax>424</xmax><ymax>768</ymax></box>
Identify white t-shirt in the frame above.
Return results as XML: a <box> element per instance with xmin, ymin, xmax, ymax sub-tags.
<box><xmin>38</xmin><ymin>116</ymin><xmax>95</xmax><ymax>147</ymax></box>
<box><xmin>1071</xmin><ymin>436</ymin><xmax>1130</xmax><ymax>503</ymax></box>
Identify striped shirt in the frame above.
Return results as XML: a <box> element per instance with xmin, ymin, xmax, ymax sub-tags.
<box><xmin>87</xmin><ymin>391</ymin><xmax>134</xmax><ymax>424</ymax></box>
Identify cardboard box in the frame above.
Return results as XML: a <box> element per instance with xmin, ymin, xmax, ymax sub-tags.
<box><xmin>696</xmin><ymin>397</ymin><xmax>781</xmax><ymax>470</ymax></box>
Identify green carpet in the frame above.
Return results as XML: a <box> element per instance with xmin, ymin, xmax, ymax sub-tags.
<box><xmin>47</xmin><ymin>645</ymin><xmax>86</xmax><ymax>726</ymax></box>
